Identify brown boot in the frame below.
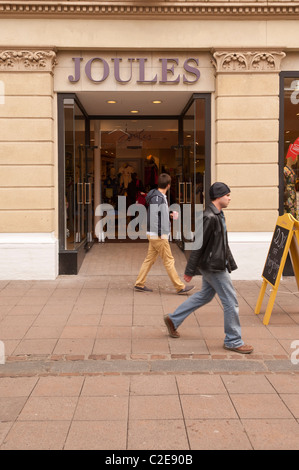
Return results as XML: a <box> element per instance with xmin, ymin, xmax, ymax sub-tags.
<box><xmin>164</xmin><ymin>315</ymin><xmax>180</xmax><ymax>338</ymax></box>
<box><xmin>224</xmin><ymin>344</ymin><xmax>254</xmax><ymax>354</ymax></box>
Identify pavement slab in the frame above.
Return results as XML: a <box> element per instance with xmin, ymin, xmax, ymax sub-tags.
<box><xmin>0</xmin><ymin>243</ymin><xmax>299</xmax><ymax>450</ymax></box>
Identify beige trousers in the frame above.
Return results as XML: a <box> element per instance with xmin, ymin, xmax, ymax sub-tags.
<box><xmin>135</xmin><ymin>236</ymin><xmax>185</xmax><ymax>292</ymax></box>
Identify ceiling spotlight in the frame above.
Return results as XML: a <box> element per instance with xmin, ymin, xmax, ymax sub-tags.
<box><xmin>152</xmin><ymin>100</ymin><xmax>162</xmax><ymax>104</ymax></box>
<box><xmin>130</xmin><ymin>110</ymin><xmax>139</xmax><ymax>114</ymax></box>
<box><xmin>107</xmin><ymin>100</ymin><xmax>117</xmax><ymax>104</ymax></box>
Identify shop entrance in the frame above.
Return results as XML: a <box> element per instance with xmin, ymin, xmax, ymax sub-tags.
<box><xmin>58</xmin><ymin>93</ymin><xmax>211</xmax><ymax>274</ymax></box>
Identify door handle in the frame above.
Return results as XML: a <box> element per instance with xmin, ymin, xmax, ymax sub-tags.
<box><xmin>186</xmin><ymin>182</ymin><xmax>192</xmax><ymax>204</ymax></box>
<box><xmin>77</xmin><ymin>182</ymin><xmax>83</xmax><ymax>204</ymax></box>
<box><xmin>84</xmin><ymin>183</ymin><xmax>91</xmax><ymax>204</ymax></box>
<box><xmin>179</xmin><ymin>182</ymin><xmax>192</xmax><ymax>204</ymax></box>
<box><xmin>179</xmin><ymin>182</ymin><xmax>185</xmax><ymax>204</ymax></box>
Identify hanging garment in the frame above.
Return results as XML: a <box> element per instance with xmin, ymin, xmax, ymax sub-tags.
<box><xmin>284</xmin><ymin>165</ymin><xmax>298</xmax><ymax>219</ymax></box>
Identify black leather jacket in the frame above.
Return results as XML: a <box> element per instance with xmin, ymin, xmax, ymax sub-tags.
<box><xmin>185</xmin><ymin>203</ymin><xmax>237</xmax><ymax>276</ymax></box>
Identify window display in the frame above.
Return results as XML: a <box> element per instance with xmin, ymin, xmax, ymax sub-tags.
<box><xmin>99</xmin><ymin>121</ymin><xmax>177</xmax><ymax>211</ymax></box>
<box><xmin>283</xmin><ymin>77</ymin><xmax>299</xmax><ymax>220</ymax></box>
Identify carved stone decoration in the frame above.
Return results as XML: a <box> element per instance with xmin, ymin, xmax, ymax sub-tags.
<box><xmin>0</xmin><ymin>2</ymin><xmax>299</xmax><ymax>18</ymax></box>
<box><xmin>0</xmin><ymin>50</ymin><xmax>57</xmax><ymax>72</ymax></box>
<box><xmin>212</xmin><ymin>51</ymin><xmax>286</xmax><ymax>73</ymax></box>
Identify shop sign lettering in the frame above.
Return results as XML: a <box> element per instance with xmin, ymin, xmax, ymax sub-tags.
<box><xmin>68</xmin><ymin>57</ymin><xmax>200</xmax><ymax>85</ymax></box>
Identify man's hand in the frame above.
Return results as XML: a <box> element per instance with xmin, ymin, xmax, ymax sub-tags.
<box><xmin>184</xmin><ymin>274</ymin><xmax>193</xmax><ymax>283</ymax></box>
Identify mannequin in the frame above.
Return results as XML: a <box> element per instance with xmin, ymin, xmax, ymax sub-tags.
<box><xmin>118</xmin><ymin>162</ymin><xmax>135</xmax><ymax>189</ymax></box>
<box><xmin>104</xmin><ymin>166</ymin><xmax>118</xmax><ymax>204</ymax></box>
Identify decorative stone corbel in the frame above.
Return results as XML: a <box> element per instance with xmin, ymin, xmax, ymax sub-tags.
<box><xmin>0</xmin><ymin>49</ymin><xmax>57</xmax><ymax>72</ymax></box>
<box><xmin>212</xmin><ymin>50</ymin><xmax>286</xmax><ymax>73</ymax></box>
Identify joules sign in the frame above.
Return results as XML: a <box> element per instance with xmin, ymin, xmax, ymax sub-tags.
<box><xmin>68</xmin><ymin>57</ymin><xmax>200</xmax><ymax>85</ymax></box>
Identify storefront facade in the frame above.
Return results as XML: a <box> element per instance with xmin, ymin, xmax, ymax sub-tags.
<box><xmin>0</xmin><ymin>2</ymin><xmax>298</xmax><ymax>280</ymax></box>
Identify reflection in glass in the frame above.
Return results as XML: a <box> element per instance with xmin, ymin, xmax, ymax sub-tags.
<box><xmin>284</xmin><ymin>78</ymin><xmax>299</xmax><ymax>220</ymax></box>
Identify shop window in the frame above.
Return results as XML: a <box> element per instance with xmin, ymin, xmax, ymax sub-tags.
<box><xmin>283</xmin><ymin>77</ymin><xmax>299</xmax><ymax>220</ymax></box>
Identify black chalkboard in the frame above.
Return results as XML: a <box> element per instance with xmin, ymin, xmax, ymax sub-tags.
<box><xmin>262</xmin><ymin>225</ymin><xmax>290</xmax><ymax>287</ymax></box>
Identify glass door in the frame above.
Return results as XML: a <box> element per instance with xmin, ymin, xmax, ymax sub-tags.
<box><xmin>64</xmin><ymin>100</ymin><xmax>88</xmax><ymax>250</ymax></box>
<box><xmin>74</xmin><ymin>143</ymin><xmax>86</xmax><ymax>245</ymax></box>
<box><xmin>74</xmin><ymin>143</ymin><xmax>94</xmax><ymax>248</ymax></box>
<box><xmin>173</xmin><ymin>95</ymin><xmax>210</xmax><ymax>251</ymax></box>
<box><xmin>58</xmin><ymin>95</ymin><xmax>93</xmax><ymax>274</ymax></box>
<box><xmin>85</xmin><ymin>146</ymin><xmax>94</xmax><ymax>247</ymax></box>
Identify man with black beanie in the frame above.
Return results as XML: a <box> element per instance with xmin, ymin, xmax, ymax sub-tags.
<box><xmin>164</xmin><ymin>182</ymin><xmax>253</xmax><ymax>354</ymax></box>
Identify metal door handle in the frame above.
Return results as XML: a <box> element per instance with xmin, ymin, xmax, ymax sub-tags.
<box><xmin>179</xmin><ymin>182</ymin><xmax>185</xmax><ymax>204</ymax></box>
<box><xmin>186</xmin><ymin>182</ymin><xmax>192</xmax><ymax>204</ymax></box>
<box><xmin>77</xmin><ymin>183</ymin><xmax>83</xmax><ymax>204</ymax></box>
<box><xmin>84</xmin><ymin>183</ymin><xmax>91</xmax><ymax>204</ymax></box>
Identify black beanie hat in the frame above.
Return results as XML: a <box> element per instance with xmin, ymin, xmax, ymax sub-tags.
<box><xmin>209</xmin><ymin>182</ymin><xmax>231</xmax><ymax>200</ymax></box>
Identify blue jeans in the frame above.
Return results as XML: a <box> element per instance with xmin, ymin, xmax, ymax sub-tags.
<box><xmin>169</xmin><ymin>269</ymin><xmax>244</xmax><ymax>348</ymax></box>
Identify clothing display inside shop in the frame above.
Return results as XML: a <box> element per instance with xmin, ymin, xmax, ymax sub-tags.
<box><xmin>284</xmin><ymin>143</ymin><xmax>299</xmax><ymax>220</ymax></box>
<box><xmin>103</xmin><ymin>167</ymin><xmax>118</xmax><ymax>205</ymax></box>
<box><xmin>127</xmin><ymin>173</ymin><xmax>146</xmax><ymax>206</ymax></box>
<box><xmin>103</xmin><ymin>162</ymin><xmax>137</xmax><ymax>204</ymax></box>
<box><xmin>102</xmin><ymin>157</ymin><xmax>160</xmax><ymax>208</ymax></box>
<box><xmin>118</xmin><ymin>163</ymin><xmax>135</xmax><ymax>189</ymax></box>
<box><xmin>284</xmin><ymin>163</ymin><xmax>298</xmax><ymax>220</ymax></box>
<box><xmin>144</xmin><ymin>155</ymin><xmax>158</xmax><ymax>190</ymax></box>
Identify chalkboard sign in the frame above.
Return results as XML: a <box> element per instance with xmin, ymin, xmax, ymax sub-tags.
<box><xmin>256</xmin><ymin>214</ymin><xmax>299</xmax><ymax>325</ymax></box>
<box><xmin>262</xmin><ymin>225</ymin><xmax>290</xmax><ymax>287</ymax></box>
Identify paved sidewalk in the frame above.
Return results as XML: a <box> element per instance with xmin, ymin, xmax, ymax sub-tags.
<box><xmin>0</xmin><ymin>242</ymin><xmax>299</xmax><ymax>449</ymax></box>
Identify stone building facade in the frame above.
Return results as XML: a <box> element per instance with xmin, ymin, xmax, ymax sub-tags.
<box><xmin>0</xmin><ymin>1</ymin><xmax>298</xmax><ymax>279</ymax></box>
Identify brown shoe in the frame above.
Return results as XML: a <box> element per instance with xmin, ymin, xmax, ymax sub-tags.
<box><xmin>177</xmin><ymin>285</ymin><xmax>195</xmax><ymax>295</ymax></box>
<box><xmin>164</xmin><ymin>315</ymin><xmax>180</xmax><ymax>338</ymax></box>
<box><xmin>134</xmin><ymin>285</ymin><xmax>153</xmax><ymax>293</ymax></box>
<box><xmin>224</xmin><ymin>344</ymin><xmax>254</xmax><ymax>354</ymax></box>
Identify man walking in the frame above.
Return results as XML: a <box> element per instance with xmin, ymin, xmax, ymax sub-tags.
<box><xmin>164</xmin><ymin>182</ymin><xmax>253</xmax><ymax>354</ymax></box>
<box><xmin>134</xmin><ymin>173</ymin><xmax>194</xmax><ymax>295</ymax></box>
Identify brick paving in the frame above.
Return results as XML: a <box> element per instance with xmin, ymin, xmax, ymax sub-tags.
<box><xmin>0</xmin><ymin>242</ymin><xmax>299</xmax><ymax>450</ymax></box>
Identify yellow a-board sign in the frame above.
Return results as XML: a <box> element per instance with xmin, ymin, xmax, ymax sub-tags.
<box><xmin>255</xmin><ymin>213</ymin><xmax>299</xmax><ymax>325</ymax></box>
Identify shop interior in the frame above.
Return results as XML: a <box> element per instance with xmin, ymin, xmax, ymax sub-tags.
<box><xmin>62</xmin><ymin>96</ymin><xmax>207</xmax><ymax>241</ymax></box>
<box><xmin>59</xmin><ymin>92</ymin><xmax>210</xmax><ymax>273</ymax></box>
<box><xmin>97</xmin><ymin>119</ymin><xmax>179</xmax><ymax>210</ymax></box>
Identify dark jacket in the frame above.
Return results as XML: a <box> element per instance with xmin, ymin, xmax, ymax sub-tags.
<box><xmin>185</xmin><ymin>203</ymin><xmax>237</xmax><ymax>276</ymax></box>
<box><xmin>146</xmin><ymin>189</ymin><xmax>170</xmax><ymax>237</ymax></box>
